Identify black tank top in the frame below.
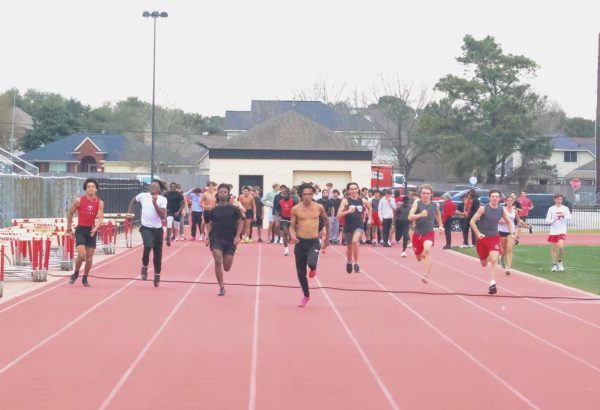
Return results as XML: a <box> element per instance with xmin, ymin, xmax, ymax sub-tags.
<box><xmin>344</xmin><ymin>197</ymin><xmax>365</xmax><ymax>232</ymax></box>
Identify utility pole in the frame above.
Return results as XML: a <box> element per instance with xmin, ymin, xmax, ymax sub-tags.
<box><xmin>10</xmin><ymin>90</ymin><xmax>16</xmax><ymax>153</ymax></box>
<box><xmin>596</xmin><ymin>34</ymin><xmax>600</xmax><ymax>195</ymax></box>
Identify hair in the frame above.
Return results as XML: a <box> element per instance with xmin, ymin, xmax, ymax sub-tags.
<box><xmin>272</xmin><ymin>182</ymin><xmax>280</xmax><ymax>189</ymax></box>
<box><xmin>489</xmin><ymin>189</ymin><xmax>502</xmax><ymax>197</ymax></box>
<box><xmin>83</xmin><ymin>178</ymin><xmax>99</xmax><ymax>190</ymax></box>
<box><xmin>193</xmin><ymin>187</ymin><xmax>202</xmax><ymax>194</ymax></box>
<box><xmin>402</xmin><ymin>196</ymin><xmax>410</xmax><ymax>205</ymax></box>
<box><xmin>468</xmin><ymin>188</ymin><xmax>477</xmax><ymax>197</ymax></box>
<box><xmin>393</xmin><ymin>189</ymin><xmax>400</xmax><ymax>197</ymax></box>
<box><xmin>242</xmin><ymin>185</ymin><xmax>249</xmax><ymax>191</ymax></box>
<box><xmin>207</xmin><ymin>181</ymin><xmax>217</xmax><ymax>187</ymax></box>
<box><xmin>298</xmin><ymin>182</ymin><xmax>315</xmax><ymax>194</ymax></box>
<box><xmin>332</xmin><ymin>189</ymin><xmax>340</xmax><ymax>195</ymax></box>
<box><xmin>326</xmin><ymin>182</ymin><xmax>333</xmax><ymax>187</ymax></box>
<box><xmin>554</xmin><ymin>193</ymin><xmax>563</xmax><ymax>199</ymax></box>
<box><xmin>419</xmin><ymin>183</ymin><xmax>433</xmax><ymax>194</ymax></box>
<box><xmin>217</xmin><ymin>183</ymin><xmax>231</xmax><ymax>193</ymax></box>
<box><xmin>280</xmin><ymin>184</ymin><xmax>288</xmax><ymax>190</ymax></box>
<box><xmin>373</xmin><ymin>189</ymin><xmax>381</xmax><ymax>195</ymax></box>
<box><xmin>521</xmin><ymin>190</ymin><xmax>527</xmax><ymax>194</ymax></box>
<box><xmin>346</xmin><ymin>182</ymin><xmax>359</xmax><ymax>191</ymax></box>
<box><xmin>152</xmin><ymin>179</ymin><xmax>167</xmax><ymax>192</ymax></box>
<box><xmin>442</xmin><ymin>193</ymin><xmax>451</xmax><ymax>200</ymax></box>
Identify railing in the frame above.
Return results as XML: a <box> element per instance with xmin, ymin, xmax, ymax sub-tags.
<box><xmin>0</xmin><ymin>146</ymin><xmax>39</xmax><ymax>176</ymax></box>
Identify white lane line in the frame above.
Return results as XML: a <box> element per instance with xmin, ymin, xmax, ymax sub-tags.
<box><xmin>0</xmin><ymin>245</ymin><xmax>141</xmax><ymax>314</ymax></box>
<box><xmin>315</xmin><ymin>275</ymin><xmax>401</xmax><ymax>410</ymax></box>
<box><xmin>0</xmin><ymin>243</ymin><xmax>187</xmax><ymax>376</ymax></box>
<box><xmin>370</xmin><ymin>248</ymin><xmax>600</xmax><ymax>374</ymax></box>
<box><xmin>248</xmin><ymin>244</ymin><xmax>262</xmax><ymax>410</ymax></box>
<box><xmin>99</xmin><ymin>256</ymin><xmax>213</xmax><ymax>410</ymax></box>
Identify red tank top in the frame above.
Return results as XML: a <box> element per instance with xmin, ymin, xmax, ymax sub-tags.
<box><xmin>279</xmin><ymin>197</ymin><xmax>295</xmax><ymax>219</ymax></box>
<box><xmin>78</xmin><ymin>195</ymin><xmax>100</xmax><ymax>227</ymax></box>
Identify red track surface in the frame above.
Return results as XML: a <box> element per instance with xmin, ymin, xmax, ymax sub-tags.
<box><xmin>1</xmin><ymin>238</ymin><xmax>599</xmax><ymax>409</ymax></box>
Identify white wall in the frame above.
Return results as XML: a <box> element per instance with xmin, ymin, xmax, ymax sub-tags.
<box><xmin>209</xmin><ymin>158</ymin><xmax>370</xmax><ymax>194</ymax></box>
<box><xmin>550</xmin><ymin>151</ymin><xmax>595</xmax><ymax>178</ymax></box>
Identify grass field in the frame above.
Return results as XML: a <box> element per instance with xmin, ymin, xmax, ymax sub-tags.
<box><xmin>455</xmin><ymin>245</ymin><xmax>600</xmax><ymax>295</ymax></box>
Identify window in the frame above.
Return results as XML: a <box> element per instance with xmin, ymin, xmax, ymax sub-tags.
<box><xmin>49</xmin><ymin>162</ymin><xmax>67</xmax><ymax>173</ymax></box>
<box><xmin>564</xmin><ymin>151</ymin><xmax>577</xmax><ymax>162</ymax></box>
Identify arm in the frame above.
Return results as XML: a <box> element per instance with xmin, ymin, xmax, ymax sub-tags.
<box><xmin>252</xmin><ymin>197</ymin><xmax>257</xmax><ymax>220</ymax></box>
<box><xmin>177</xmin><ymin>194</ymin><xmax>185</xmax><ymax>216</ymax></box>
<box><xmin>337</xmin><ymin>198</ymin><xmax>349</xmax><ymax>218</ymax></box>
<box><xmin>319</xmin><ymin>204</ymin><xmax>330</xmax><ymax>248</ymax></box>
<box><xmin>289</xmin><ymin>207</ymin><xmax>298</xmax><ymax>243</ymax></box>
<box><xmin>66</xmin><ymin>198</ymin><xmax>80</xmax><ymax>234</ymax></box>
<box><xmin>234</xmin><ymin>212</ymin><xmax>243</xmax><ymax>245</ymax></box>
<box><xmin>127</xmin><ymin>196</ymin><xmax>138</xmax><ymax>218</ymax></box>
<box><xmin>153</xmin><ymin>196</ymin><xmax>167</xmax><ymax>220</ymax></box>
<box><xmin>545</xmin><ymin>207</ymin><xmax>554</xmax><ymax>224</ymax></box>
<box><xmin>407</xmin><ymin>200</ymin><xmax>421</xmax><ymax>222</ymax></box>
<box><xmin>469</xmin><ymin>206</ymin><xmax>486</xmax><ymax>238</ymax></box>
<box><xmin>435</xmin><ymin>202</ymin><xmax>443</xmax><ymax>232</ymax></box>
<box><xmin>364</xmin><ymin>198</ymin><xmax>372</xmax><ymax>224</ymax></box>
<box><xmin>92</xmin><ymin>201</ymin><xmax>105</xmax><ymax>235</ymax></box>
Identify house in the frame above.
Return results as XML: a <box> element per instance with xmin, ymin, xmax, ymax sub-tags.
<box><xmin>206</xmin><ymin>111</ymin><xmax>372</xmax><ymax>194</ymax></box>
<box><xmin>20</xmin><ymin>133</ymin><xmax>208</xmax><ymax>175</ymax></box>
<box><xmin>225</xmin><ymin>100</ymin><xmax>386</xmax><ymax>161</ymax></box>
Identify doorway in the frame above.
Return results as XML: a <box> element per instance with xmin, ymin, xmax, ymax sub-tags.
<box><xmin>239</xmin><ymin>175</ymin><xmax>264</xmax><ymax>195</ymax></box>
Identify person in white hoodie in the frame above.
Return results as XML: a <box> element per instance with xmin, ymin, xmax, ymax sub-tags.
<box><xmin>545</xmin><ymin>193</ymin><xmax>572</xmax><ymax>272</ymax></box>
<box><xmin>378</xmin><ymin>189</ymin><xmax>397</xmax><ymax>247</ymax></box>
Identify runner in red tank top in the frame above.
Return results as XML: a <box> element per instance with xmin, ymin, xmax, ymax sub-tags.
<box><xmin>66</xmin><ymin>178</ymin><xmax>105</xmax><ymax>287</ymax></box>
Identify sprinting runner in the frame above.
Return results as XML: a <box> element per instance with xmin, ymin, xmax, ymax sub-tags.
<box><xmin>498</xmin><ymin>195</ymin><xmax>523</xmax><ymax>275</ymax></box>
<box><xmin>187</xmin><ymin>187</ymin><xmax>203</xmax><ymax>240</ymax></box>
<box><xmin>200</xmin><ymin>181</ymin><xmax>218</xmax><ymax>241</ymax></box>
<box><xmin>164</xmin><ymin>182</ymin><xmax>185</xmax><ymax>246</ymax></box>
<box><xmin>206</xmin><ymin>183</ymin><xmax>243</xmax><ymax>296</ymax></box>
<box><xmin>67</xmin><ymin>178</ymin><xmax>105</xmax><ymax>287</ymax></box>
<box><xmin>408</xmin><ymin>184</ymin><xmax>443</xmax><ymax>283</ymax></box>
<box><xmin>469</xmin><ymin>189</ymin><xmax>516</xmax><ymax>295</ymax></box>
<box><xmin>337</xmin><ymin>182</ymin><xmax>372</xmax><ymax>273</ymax></box>
<box><xmin>545</xmin><ymin>193</ymin><xmax>572</xmax><ymax>272</ymax></box>
<box><xmin>369</xmin><ymin>189</ymin><xmax>382</xmax><ymax>245</ymax></box>
<box><xmin>276</xmin><ymin>185</ymin><xmax>297</xmax><ymax>256</ymax></box>
<box><xmin>289</xmin><ymin>182</ymin><xmax>330</xmax><ymax>307</ymax></box>
<box><xmin>238</xmin><ymin>186</ymin><xmax>256</xmax><ymax>243</ymax></box>
<box><xmin>127</xmin><ymin>180</ymin><xmax>167</xmax><ymax>287</ymax></box>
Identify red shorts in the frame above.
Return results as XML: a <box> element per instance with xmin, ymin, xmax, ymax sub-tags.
<box><xmin>547</xmin><ymin>234</ymin><xmax>567</xmax><ymax>243</ymax></box>
<box><xmin>371</xmin><ymin>211</ymin><xmax>382</xmax><ymax>227</ymax></box>
<box><xmin>412</xmin><ymin>231</ymin><xmax>435</xmax><ymax>256</ymax></box>
<box><xmin>476</xmin><ymin>236</ymin><xmax>501</xmax><ymax>261</ymax></box>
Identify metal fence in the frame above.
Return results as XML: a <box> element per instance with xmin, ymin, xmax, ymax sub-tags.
<box><xmin>40</xmin><ymin>172</ymin><xmax>209</xmax><ymax>191</ymax></box>
<box><xmin>0</xmin><ymin>175</ymin><xmax>144</xmax><ymax>228</ymax></box>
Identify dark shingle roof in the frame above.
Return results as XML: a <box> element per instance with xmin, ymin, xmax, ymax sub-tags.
<box><xmin>552</xmin><ymin>133</ymin><xmax>596</xmax><ymax>155</ymax></box>
<box><xmin>224</xmin><ymin>111</ymin><xmax>252</xmax><ymax>130</ymax></box>
<box><xmin>219</xmin><ymin>111</ymin><xmax>371</xmax><ymax>152</ymax></box>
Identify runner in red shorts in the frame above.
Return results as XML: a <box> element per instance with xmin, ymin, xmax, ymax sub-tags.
<box><xmin>470</xmin><ymin>189</ymin><xmax>516</xmax><ymax>295</ymax></box>
<box><xmin>545</xmin><ymin>194</ymin><xmax>571</xmax><ymax>272</ymax></box>
<box><xmin>408</xmin><ymin>184</ymin><xmax>443</xmax><ymax>283</ymax></box>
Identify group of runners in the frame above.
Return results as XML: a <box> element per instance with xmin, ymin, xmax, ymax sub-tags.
<box><xmin>65</xmin><ymin>178</ymin><xmax>572</xmax><ymax>304</ymax></box>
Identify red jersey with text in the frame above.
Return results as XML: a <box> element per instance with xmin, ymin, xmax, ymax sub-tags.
<box><xmin>78</xmin><ymin>195</ymin><xmax>100</xmax><ymax>227</ymax></box>
<box><xmin>278</xmin><ymin>197</ymin><xmax>295</xmax><ymax>220</ymax></box>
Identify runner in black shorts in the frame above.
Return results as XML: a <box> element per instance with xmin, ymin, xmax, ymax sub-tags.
<box><xmin>206</xmin><ymin>183</ymin><xmax>243</xmax><ymax>296</ymax></box>
<box><xmin>337</xmin><ymin>182</ymin><xmax>371</xmax><ymax>273</ymax></box>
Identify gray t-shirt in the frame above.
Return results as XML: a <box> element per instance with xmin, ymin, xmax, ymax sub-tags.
<box><xmin>414</xmin><ymin>200</ymin><xmax>437</xmax><ymax>235</ymax></box>
<box><xmin>479</xmin><ymin>204</ymin><xmax>504</xmax><ymax>237</ymax></box>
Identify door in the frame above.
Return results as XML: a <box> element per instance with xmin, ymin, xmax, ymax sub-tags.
<box><xmin>239</xmin><ymin>175</ymin><xmax>264</xmax><ymax>195</ymax></box>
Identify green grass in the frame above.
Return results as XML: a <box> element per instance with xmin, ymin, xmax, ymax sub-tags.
<box><xmin>454</xmin><ymin>245</ymin><xmax>600</xmax><ymax>295</ymax></box>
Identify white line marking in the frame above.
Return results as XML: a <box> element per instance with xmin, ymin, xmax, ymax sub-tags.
<box><xmin>370</xmin><ymin>248</ymin><xmax>600</xmax><ymax>373</ymax></box>
<box><xmin>248</xmin><ymin>244</ymin><xmax>262</xmax><ymax>410</ymax></box>
<box><xmin>0</xmin><ymin>244</ymin><xmax>186</xmax><ymax>376</ymax></box>
<box><xmin>99</xmin><ymin>256</ymin><xmax>213</xmax><ymax>410</ymax></box>
<box><xmin>315</xmin><ymin>275</ymin><xmax>401</xmax><ymax>410</ymax></box>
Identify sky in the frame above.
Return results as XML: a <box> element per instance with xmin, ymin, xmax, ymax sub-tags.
<box><xmin>3</xmin><ymin>0</ymin><xmax>600</xmax><ymax>119</ymax></box>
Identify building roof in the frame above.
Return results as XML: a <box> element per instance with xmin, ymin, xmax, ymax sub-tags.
<box><xmin>225</xmin><ymin>100</ymin><xmax>382</xmax><ymax>133</ymax></box>
<box><xmin>552</xmin><ymin>133</ymin><xmax>596</xmax><ymax>155</ymax></box>
<box><xmin>212</xmin><ymin>111</ymin><xmax>372</xmax><ymax>160</ymax></box>
<box><xmin>565</xmin><ymin>159</ymin><xmax>596</xmax><ymax>180</ymax></box>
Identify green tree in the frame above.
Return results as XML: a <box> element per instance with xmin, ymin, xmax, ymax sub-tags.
<box><xmin>433</xmin><ymin>35</ymin><xmax>546</xmax><ymax>183</ymax></box>
<box><xmin>564</xmin><ymin>117</ymin><xmax>594</xmax><ymax>138</ymax></box>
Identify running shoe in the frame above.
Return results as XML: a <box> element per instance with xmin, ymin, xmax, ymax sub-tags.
<box><xmin>505</xmin><ymin>269</ymin><xmax>511</xmax><ymax>276</ymax></box>
<box><xmin>558</xmin><ymin>262</ymin><xmax>564</xmax><ymax>272</ymax></box>
<box><xmin>141</xmin><ymin>266</ymin><xmax>148</xmax><ymax>280</ymax></box>
<box><xmin>401</xmin><ymin>251</ymin><xmax>407</xmax><ymax>257</ymax></box>
<box><xmin>346</xmin><ymin>262</ymin><xmax>352</xmax><ymax>273</ymax></box>
<box><xmin>218</xmin><ymin>286</ymin><xmax>226</xmax><ymax>296</ymax></box>
<box><xmin>488</xmin><ymin>284</ymin><xmax>497</xmax><ymax>295</ymax></box>
<box><xmin>166</xmin><ymin>236</ymin><xmax>171</xmax><ymax>246</ymax></box>
<box><xmin>551</xmin><ymin>264</ymin><xmax>558</xmax><ymax>272</ymax></box>
<box><xmin>190</xmin><ymin>237</ymin><xmax>196</xmax><ymax>241</ymax></box>
<box><xmin>82</xmin><ymin>275</ymin><xmax>90</xmax><ymax>287</ymax></box>
<box><xmin>68</xmin><ymin>271</ymin><xmax>79</xmax><ymax>284</ymax></box>
<box><xmin>153</xmin><ymin>273</ymin><xmax>160</xmax><ymax>287</ymax></box>
<box><xmin>353</xmin><ymin>263</ymin><xmax>360</xmax><ymax>273</ymax></box>
<box><xmin>284</xmin><ymin>247</ymin><xmax>289</xmax><ymax>256</ymax></box>
<box><xmin>258</xmin><ymin>238</ymin><xmax>263</xmax><ymax>243</ymax></box>
<box><xmin>529</xmin><ymin>226</ymin><xmax>533</xmax><ymax>234</ymax></box>
<box><xmin>309</xmin><ymin>269</ymin><xmax>317</xmax><ymax>278</ymax></box>
<box><xmin>298</xmin><ymin>296</ymin><xmax>310</xmax><ymax>307</ymax></box>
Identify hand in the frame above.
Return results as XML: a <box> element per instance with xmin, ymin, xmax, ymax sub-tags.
<box><xmin>152</xmin><ymin>195</ymin><xmax>158</xmax><ymax>204</ymax></box>
<box><xmin>90</xmin><ymin>227</ymin><xmax>98</xmax><ymax>236</ymax></box>
<box><xmin>126</xmin><ymin>213</ymin><xmax>133</xmax><ymax>221</ymax></box>
<box><xmin>437</xmin><ymin>226</ymin><xmax>444</xmax><ymax>233</ymax></box>
<box><xmin>421</xmin><ymin>210</ymin><xmax>428</xmax><ymax>218</ymax></box>
<box><xmin>67</xmin><ymin>227</ymin><xmax>74</xmax><ymax>239</ymax></box>
<box><xmin>348</xmin><ymin>205</ymin><xmax>356</xmax><ymax>213</ymax></box>
<box><xmin>233</xmin><ymin>237</ymin><xmax>240</xmax><ymax>246</ymax></box>
<box><xmin>477</xmin><ymin>233</ymin><xmax>485</xmax><ymax>239</ymax></box>
<box><xmin>322</xmin><ymin>238</ymin><xmax>330</xmax><ymax>250</ymax></box>
<box><xmin>289</xmin><ymin>234</ymin><xmax>297</xmax><ymax>244</ymax></box>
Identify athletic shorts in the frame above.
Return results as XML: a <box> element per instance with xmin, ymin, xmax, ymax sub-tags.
<box><xmin>254</xmin><ymin>217</ymin><xmax>263</xmax><ymax>227</ymax></box>
<box><xmin>476</xmin><ymin>235</ymin><xmax>502</xmax><ymax>260</ymax></box>
<box><xmin>499</xmin><ymin>231</ymin><xmax>510</xmax><ymax>238</ymax></box>
<box><xmin>343</xmin><ymin>228</ymin><xmax>364</xmax><ymax>244</ymax></box>
<box><xmin>203</xmin><ymin>210</ymin><xmax>212</xmax><ymax>224</ymax></box>
<box><xmin>75</xmin><ymin>226</ymin><xmax>97</xmax><ymax>249</ymax></box>
<box><xmin>210</xmin><ymin>238</ymin><xmax>236</xmax><ymax>255</ymax></box>
<box><xmin>547</xmin><ymin>234</ymin><xmax>567</xmax><ymax>243</ymax></box>
<box><xmin>245</xmin><ymin>209</ymin><xmax>254</xmax><ymax>220</ymax></box>
<box><xmin>267</xmin><ymin>207</ymin><xmax>275</xmax><ymax>223</ymax></box>
<box><xmin>280</xmin><ymin>219</ymin><xmax>291</xmax><ymax>230</ymax></box>
<box><xmin>412</xmin><ymin>231</ymin><xmax>435</xmax><ymax>256</ymax></box>
<box><xmin>371</xmin><ymin>211</ymin><xmax>382</xmax><ymax>227</ymax></box>
<box><xmin>166</xmin><ymin>215</ymin><xmax>181</xmax><ymax>228</ymax></box>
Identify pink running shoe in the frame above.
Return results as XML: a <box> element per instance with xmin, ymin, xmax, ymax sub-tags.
<box><xmin>190</xmin><ymin>237</ymin><xmax>196</xmax><ymax>241</ymax></box>
<box><xmin>309</xmin><ymin>269</ymin><xmax>316</xmax><ymax>278</ymax></box>
<box><xmin>298</xmin><ymin>296</ymin><xmax>310</xmax><ymax>307</ymax></box>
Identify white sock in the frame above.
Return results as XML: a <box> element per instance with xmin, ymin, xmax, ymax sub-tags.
<box><xmin>490</xmin><ymin>280</ymin><xmax>496</xmax><ymax>286</ymax></box>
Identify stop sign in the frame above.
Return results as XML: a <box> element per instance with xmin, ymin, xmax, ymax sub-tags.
<box><xmin>570</xmin><ymin>178</ymin><xmax>582</xmax><ymax>191</ymax></box>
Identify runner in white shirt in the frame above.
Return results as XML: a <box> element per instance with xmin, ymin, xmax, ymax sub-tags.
<box><xmin>545</xmin><ymin>194</ymin><xmax>572</xmax><ymax>272</ymax></box>
<box><xmin>128</xmin><ymin>180</ymin><xmax>167</xmax><ymax>287</ymax></box>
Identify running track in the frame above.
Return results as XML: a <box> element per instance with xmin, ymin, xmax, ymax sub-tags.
<box><xmin>1</xmin><ymin>238</ymin><xmax>599</xmax><ymax>409</ymax></box>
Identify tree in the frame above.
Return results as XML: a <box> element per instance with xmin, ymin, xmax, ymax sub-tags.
<box><xmin>433</xmin><ymin>35</ymin><xmax>545</xmax><ymax>183</ymax></box>
<box><xmin>564</xmin><ymin>117</ymin><xmax>595</xmax><ymax>138</ymax></box>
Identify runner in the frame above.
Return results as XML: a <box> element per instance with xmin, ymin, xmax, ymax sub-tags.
<box><xmin>395</xmin><ymin>196</ymin><xmax>411</xmax><ymax>257</ymax></box>
<box><xmin>408</xmin><ymin>184</ymin><xmax>443</xmax><ymax>283</ymax></box>
<box><xmin>187</xmin><ymin>187</ymin><xmax>204</xmax><ymax>241</ymax></box>
<box><xmin>205</xmin><ymin>183</ymin><xmax>243</xmax><ymax>296</ymax></box>
<box><xmin>289</xmin><ymin>182</ymin><xmax>330</xmax><ymax>307</ymax></box>
<box><xmin>517</xmin><ymin>190</ymin><xmax>534</xmax><ymax>234</ymax></box>
<box><xmin>67</xmin><ymin>178</ymin><xmax>105</xmax><ymax>287</ymax></box>
<box><xmin>337</xmin><ymin>182</ymin><xmax>372</xmax><ymax>273</ymax></box>
<box><xmin>200</xmin><ymin>181</ymin><xmax>218</xmax><ymax>241</ymax></box>
<box><xmin>317</xmin><ymin>188</ymin><xmax>333</xmax><ymax>251</ymax></box>
<box><xmin>238</xmin><ymin>186</ymin><xmax>257</xmax><ymax>243</ymax></box>
<box><xmin>545</xmin><ymin>193</ymin><xmax>572</xmax><ymax>272</ymax></box>
<box><xmin>498</xmin><ymin>195</ymin><xmax>523</xmax><ymax>275</ymax></box>
<box><xmin>469</xmin><ymin>189</ymin><xmax>516</xmax><ymax>294</ymax></box>
<box><xmin>369</xmin><ymin>189</ymin><xmax>382</xmax><ymax>245</ymax></box>
<box><xmin>276</xmin><ymin>185</ymin><xmax>297</xmax><ymax>256</ymax></box>
<box><xmin>164</xmin><ymin>182</ymin><xmax>185</xmax><ymax>246</ymax></box>
<box><xmin>378</xmin><ymin>189</ymin><xmax>396</xmax><ymax>247</ymax></box>
<box><xmin>127</xmin><ymin>179</ymin><xmax>167</xmax><ymax>287</ymax></box>
<box><xmin>262</xmin><ymin>183</ymin><xmax>281</xmax><ymax>243</ymax></box>
<box><xmin>251</xmin><ymin>186</ymin><xmax>264</xmax><ymax>242</ymax></box>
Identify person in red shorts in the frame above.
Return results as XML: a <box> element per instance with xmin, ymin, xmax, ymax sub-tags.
<box><xmin>408</xmin><ymin>184</ymin><xmax>443</xmax><ymax>283</ymax></box>
<box><xmin>469</xmin><ymin>189</ymin><xmax>516</xmax><ymax>295</ymax></box>
<box><xmin>545</xmin><ymin>193</ymin><xmax>571</xmax><ymax>272</ymax></box>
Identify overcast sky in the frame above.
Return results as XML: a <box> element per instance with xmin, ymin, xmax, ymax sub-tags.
<box><xmin>3</xmin><ymin>0</ymin><xmax>600</xmax><ymax>119</ymax></box>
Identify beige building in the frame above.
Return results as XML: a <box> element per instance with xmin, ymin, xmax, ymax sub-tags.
<box><xmin>205</xmin><ymin>111</ymin><xmax>372</xmax><ymax>194</ymax></box>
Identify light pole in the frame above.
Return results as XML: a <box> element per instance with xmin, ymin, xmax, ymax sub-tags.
<box><xmin>142</xmin><ymin>10</ymin><xmax>168</xmax><ymax>182</ymax></box>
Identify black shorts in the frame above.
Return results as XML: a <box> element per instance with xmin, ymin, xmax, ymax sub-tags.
<box><xmin>167</xmin><ymin>210</ymin><xmax>181</xmax><ymax>222</ymax></box>
<box><xmin>245</xmin><ymin>209</ymin><xmax>254</xmax><ymax>219</ymax></box>
<box><xmin>203</xmin><ymin>210</ymin><xmax>212</xmax><ymax>224</ymax></box>
<box><xmin>210</xmin><ymin>238</ymin><xmax>236</xmax><ymax>255</ymax></box>
<box><xmin>280</xmin><ymin>219</ymin><xmax>291</xmax><ymax>230</ymax></box>
<box><xmin>254</xmin><ymin>217</ymin><xmax>263</xmax><ymax>227</ymax></box>
<box><xmin>75</xmin><ymin>226</ymin><xmax>97</xmax><ymax>249</ymax></box>
<box><xmin>499</xmin><ymin>231</ymin><xmax>510</xmax><ymax>237</ymax></box>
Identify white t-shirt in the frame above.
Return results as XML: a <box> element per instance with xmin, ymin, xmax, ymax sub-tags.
<box><xmin>545</xmin><ymin>205</ymin><xmax>571</xmax><ymax>235</ymax></box>
<box><xmin>136</xmin><ymin>192</ymin><xmax>167</xmax><ymax>228</ymax></box>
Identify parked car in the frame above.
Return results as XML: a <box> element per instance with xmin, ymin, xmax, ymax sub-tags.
<box><xmin>521</xmin><ymin>193</ymin><xmax>556</xmax><ymax>219</ymax></box>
